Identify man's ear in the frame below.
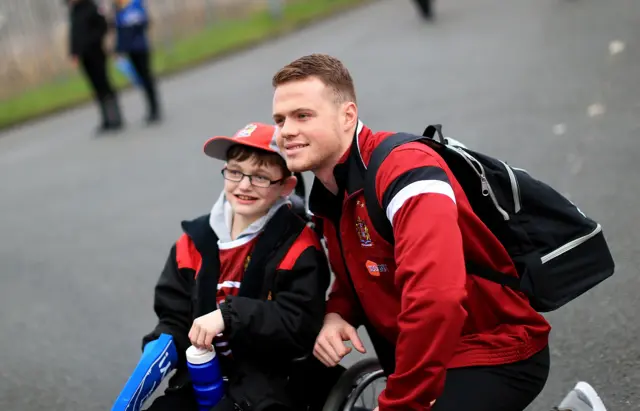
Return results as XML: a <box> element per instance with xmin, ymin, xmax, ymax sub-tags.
<box><xmin>342</xmin><ymin>101</ymin><xmax>358</xmax><ymax>133</ymax></box>
<box><xmin>280</xmin><ymin>175</ymin><xmax>298</xmax><ymax>198</ymax></box>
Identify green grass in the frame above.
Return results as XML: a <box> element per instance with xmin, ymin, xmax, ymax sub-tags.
<box><xmin>0</xmin><ymin>0</ymin><xmax>373</xmax><ymax>131</ymax></box>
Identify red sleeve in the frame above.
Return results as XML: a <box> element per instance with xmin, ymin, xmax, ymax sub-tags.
<box><xmin>374</xmin><ymin>143</ymin><xmax>468</xmax><ymax>411</ymax></box>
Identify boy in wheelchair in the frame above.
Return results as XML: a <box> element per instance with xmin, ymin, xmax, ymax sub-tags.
<box><xmin>116</xmin><ymin>122</ymin><xmax>341</xmax><ymax>411</ymax></box>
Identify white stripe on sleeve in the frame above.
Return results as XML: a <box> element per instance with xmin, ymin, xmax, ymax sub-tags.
<box><xmin>385</xmin><ymin>180</ymin><xmax>456</xmax><ymax>225</ymax></box>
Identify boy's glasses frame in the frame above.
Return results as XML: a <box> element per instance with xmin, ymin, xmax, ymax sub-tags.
<box><xmin>221</xmin><ymin>167</ymin><xmax>284</xmax><ymax>188</ymax></box>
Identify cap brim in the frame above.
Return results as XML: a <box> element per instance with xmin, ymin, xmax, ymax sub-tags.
<box><xmin>203</xmin><ymin>136</ymin><xmax>277</xmax><ymax>161</ymax></box>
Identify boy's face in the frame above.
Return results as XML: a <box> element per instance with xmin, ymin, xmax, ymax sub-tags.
<box><xmin>223</xmin><ymin>157</ymin><xmax>296</xmax><ymax>220</ymax></box>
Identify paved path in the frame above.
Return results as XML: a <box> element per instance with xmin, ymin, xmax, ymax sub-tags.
<box><xmin>1</xmin><ymin>0</ymin><xmax>639</xmax><ymax>409</ymax></box>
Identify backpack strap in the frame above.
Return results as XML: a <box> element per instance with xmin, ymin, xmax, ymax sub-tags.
<box><xmin>362</xmin><ymin>127</ymin><xmax>523</xmax><ymax>292</ymax></box>
<box><xmin>363</xmin><ymin>129</ymin><xmax>442</xmax><ymax>243</ymax></box>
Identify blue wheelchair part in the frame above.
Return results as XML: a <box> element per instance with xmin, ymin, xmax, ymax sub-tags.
<box><xmin>112</xmin><ymin>333</ymin><xmax>178</xmax><ymax>411</ymax></box>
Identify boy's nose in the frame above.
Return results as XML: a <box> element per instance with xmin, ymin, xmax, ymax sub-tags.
<box><xmin>238</xmin><ymin>175</ymin><xmax>253</xmax><ymax>189</ymax></box>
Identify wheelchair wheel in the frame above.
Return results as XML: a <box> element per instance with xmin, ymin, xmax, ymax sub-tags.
<box><xmin>322</xmin><ymin>358</ymin><xmax>386</xmax><ymax>411</ymax></box>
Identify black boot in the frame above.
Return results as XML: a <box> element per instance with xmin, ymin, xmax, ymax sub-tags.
<box><xmin>96</xmin><ymin>96</ymin><xmax>111</xmax><ymax>134</ymax></box>
<box><xmin>143</xmin><ymin>79</ymin><xmax>162</xmax><ymax>125</ymax></box>
<box><xmin>102</xmin><ymin>94</ymin><xmax>124</xmax><ymax>132</ymax></box>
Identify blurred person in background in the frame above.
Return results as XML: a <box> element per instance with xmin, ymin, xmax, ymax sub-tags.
<box><xmin>414</xmin><ymin>0</ymin><xmax>434</xmax><ymax>20</ymax></box>
<box><xmin>112</xmin><ymin>0</ymin><xmax>162</xmax><ymax>124</ymax></box>
<box><xmin>66</xmin><ymin>0</ymin><xmax>124</xmax><ymax>134</ymax></box>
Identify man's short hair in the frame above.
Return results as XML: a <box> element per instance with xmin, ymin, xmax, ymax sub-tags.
<box><xmin>226</xmin><ymin>145</ymin><xmax>292</xmax><ymax>178</ymax></box>
<box><xmin>272</xmin><ymin>53</ymin><xmax>357</xmax><ymax>104</ymax></box>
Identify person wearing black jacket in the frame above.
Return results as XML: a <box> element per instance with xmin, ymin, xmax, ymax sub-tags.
<box><xmin>141</xmin><ymin>122</ymin><xmax>339</xmax><ymax>411</ymax></box>
<box><xmin>66</xmin><ymin>0</ymin><xmax>123</xmax><ymax>133</ymax></box>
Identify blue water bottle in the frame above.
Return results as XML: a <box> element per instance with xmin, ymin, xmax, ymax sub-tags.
<box><xmin>186</xmin><ymin>345</ymin><xmax>225</xmax><ymax>411</ymax></box>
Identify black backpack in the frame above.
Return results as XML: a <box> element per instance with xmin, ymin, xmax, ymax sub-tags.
<box><xmin>363</xmin><ymin>124</ymin><xmax>615</xmax><ymax>312</ymax></box>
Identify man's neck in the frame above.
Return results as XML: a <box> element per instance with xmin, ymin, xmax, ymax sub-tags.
<box><xmin>314</xmin><ymin>125</ymin><xmax>358</xmax><ymax>195</ymax></box>
<box><xmin>315</xmin><ymin>168</ymin><xmax>339</xmax><ymax>195</ymax></box>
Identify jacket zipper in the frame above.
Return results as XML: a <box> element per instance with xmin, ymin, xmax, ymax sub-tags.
<box><xmin>540</xmin><ymin>224</ymin><xmax>602</xmax><ymax>264</ymax></box>
<box><xmin>500</xmin><ymin>160</ymin><xmax>521</xmax><ymax>213</ymax></box>
<box><xmin>448</xmin><ymin>146</ymin><xmax>510</xmax><ymax>220</ymax></box>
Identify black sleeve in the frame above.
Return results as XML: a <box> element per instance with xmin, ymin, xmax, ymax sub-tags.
<box><xmin>90</xmin><ymin>4</ymin><xmax>108</xmax><ymax>38</ymax></box>
<box><xmin>142</xmin><ymin>244</ymin><xmax>194</xmax><ymax>366</ymax></box>
<box><xmin>220</xmin><ymin>246</ymin><xmax>331</xmax><ymax>361</ymax></box>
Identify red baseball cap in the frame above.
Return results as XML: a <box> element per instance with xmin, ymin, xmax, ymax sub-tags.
<box><xmin>203</xmin><ymin>122</ymin><xmax>281</xmax><ymax>161</ymax></box>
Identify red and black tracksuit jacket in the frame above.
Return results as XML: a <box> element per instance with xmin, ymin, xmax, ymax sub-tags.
<box><xmin>142</xmin><ymin>205</ymin><xmax>331</xmax><ymax>410</ymax></box>
<box><xmin>309</xmin><ymin>122</ymin><xmax>552</xmax><ymax>411</ymax></box>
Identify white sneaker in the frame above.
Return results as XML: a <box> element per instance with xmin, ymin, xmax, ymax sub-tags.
<box><xmin>555</xmin><ymin>381</ymin><xmax>607</xmax><ymax>411</ymax></box>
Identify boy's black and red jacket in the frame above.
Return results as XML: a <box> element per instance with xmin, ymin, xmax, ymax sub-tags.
<box><xmin>141</xmin><ymin>205</ymin><xmax>331</xmax><ymax>410</ymax></box>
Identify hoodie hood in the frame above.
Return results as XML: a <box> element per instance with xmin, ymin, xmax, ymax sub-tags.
<box><xmin>209</xmin><ymin>191</ymin><xmax>292</xmax><ymax>248</ymax></box>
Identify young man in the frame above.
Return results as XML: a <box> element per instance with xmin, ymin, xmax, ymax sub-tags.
<box><xmin>270</xmin><ymin>54</ymin><xmax>606</xmax><ymax>411</ymax></box>
<box><xmin>141</xmin><ymin>122</ymin><xmax>333</xmax><ymax>411</ymax></box>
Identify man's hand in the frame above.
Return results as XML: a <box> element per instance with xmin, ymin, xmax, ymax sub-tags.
<box><xmin>313</xmin><ymin>313</ymin><xmax>366</xmax><ymax>366</ymax></box>
<box><xmin>188</xmin><ymin>310</ymin><xmax>225</xmax><ymax>351</ymax></box>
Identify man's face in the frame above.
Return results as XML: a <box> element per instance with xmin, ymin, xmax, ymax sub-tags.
<box><xmin>223</xmin><ymin>158</ymin><xmax>295</xmax><ymax>220</ymax></box>
<box><xmin>272</xmin><ymin>77</ymin><xmax>349</xmax><ymax>174</ymax></box>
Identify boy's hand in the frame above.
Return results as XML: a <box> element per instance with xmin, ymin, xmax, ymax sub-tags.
<box><xmin>313</xmin><ymin>313</ymin><xmax>366</xmax><ymax>367</ymax></box>
<box><xmin>189</xmin><ymin>310</ymin><xmax>225</xmax><ymax>351</ymax></box>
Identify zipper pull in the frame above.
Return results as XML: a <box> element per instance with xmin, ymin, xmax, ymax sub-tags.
<box><xmin>481</xmin><ymin>176</ymin><xmax>490</xmax><ymax>196</ymax></box>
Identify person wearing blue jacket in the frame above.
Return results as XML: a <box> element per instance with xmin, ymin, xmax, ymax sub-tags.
<box><xmin>113</xmin><ymin>0</ymin><xmax>161</xmax><ymax>123</ymax></box>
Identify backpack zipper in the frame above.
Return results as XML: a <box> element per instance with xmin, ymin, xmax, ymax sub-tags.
<box><xmin>448</xmin><ymin>146</ymin><xmax>510</xmax><ymax>220</ymax></box>
<box><xmin>540</xmin><ymin>224</ymin><xmax>602</xmax><ymax>263</ymax></box>
<box><xmin>499</xmin><ymin>160</ymin><xmax>522</xmax><ymax>213</ymax></box>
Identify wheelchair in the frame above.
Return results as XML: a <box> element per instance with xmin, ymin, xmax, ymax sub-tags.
<box><xmin>321</xmin><ymin>358</ymin><xmax>386</xmax><ymax>411</ymax></box>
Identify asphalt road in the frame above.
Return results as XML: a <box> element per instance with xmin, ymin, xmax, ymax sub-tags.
<box><xmin>1</xmin><ymin>0</ymin><xmax>639</xmax><ymax>410</ymax></box>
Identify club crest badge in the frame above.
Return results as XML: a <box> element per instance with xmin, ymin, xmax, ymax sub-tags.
<box><xmin>355</xmin><ymin>216</ymin><xmax>373</xmax><ymax>247</ymax></box>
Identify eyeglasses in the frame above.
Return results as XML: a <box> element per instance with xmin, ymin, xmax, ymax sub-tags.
<box><xmin>221</xmin><ymin>168</ymin><xmax>284</xmax><ymax>188</ymax></box>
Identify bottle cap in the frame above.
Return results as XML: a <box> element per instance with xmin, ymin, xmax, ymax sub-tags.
<box><xmin>186</xmin><ymin>345</ymin><xmax>217</xmax><ymax>365</ymax></box>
